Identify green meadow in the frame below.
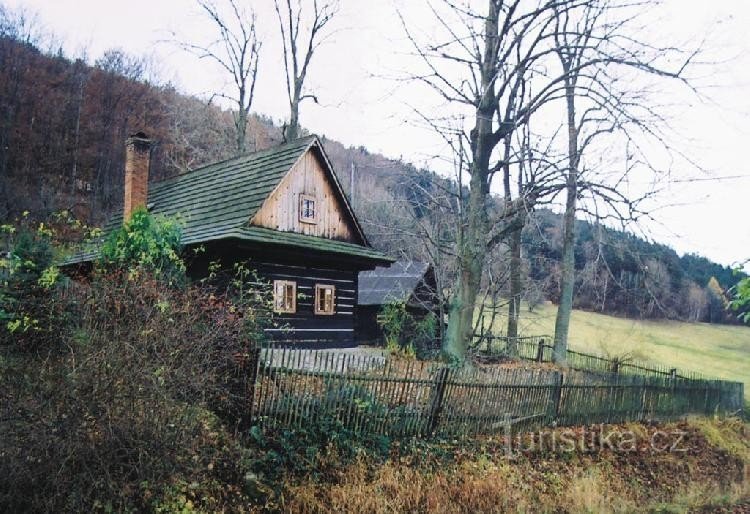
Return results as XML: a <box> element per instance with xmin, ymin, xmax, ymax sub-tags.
<box><xmin>487</xmin><ymin>302</ymin><xmax>750</xmax><ymax>395</ymax></box>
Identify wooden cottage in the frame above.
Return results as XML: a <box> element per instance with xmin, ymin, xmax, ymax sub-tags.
<box><xmin>68</xmin><ymin>134</ymin><xmax>393</xmax><ymax>347</ymax></box>
<box><xmin>356</xmin><ymin>260</ymin><xmax>439</xmax><ymax>343</ymax></box>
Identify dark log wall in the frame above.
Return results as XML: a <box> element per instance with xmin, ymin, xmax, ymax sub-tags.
<box><xmin>254</xmin><ymin>262</ymin><xmax>358</xmax><ymax>347</ymax></box>
<box><xmin>186</xmin><ymin>240</ymin><xmax>380</xmax><ymax>348</ymax></box>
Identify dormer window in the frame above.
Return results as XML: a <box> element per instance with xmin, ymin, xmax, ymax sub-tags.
<box><xmin>299</xmin><ymin>194</ymin><xmax>317</xmax><ymax>224</ymax></box>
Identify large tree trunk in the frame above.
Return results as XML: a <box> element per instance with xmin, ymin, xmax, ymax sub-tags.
<box><xmin>552</xmin><ymin>79</ymin><xmax>578</xmax><ymax>364</ymax></box>
<box><xmin>444</xmin><ymin>168</ymin><xmax>489</xmax><ymax>360</ymax></box>
<box><xmin>442</xmin><ymin>1</ymin><xmax>498</xmax><ymax>362</ymax></box>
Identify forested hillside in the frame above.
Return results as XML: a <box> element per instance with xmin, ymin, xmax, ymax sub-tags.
<box><xmin>0</xmin><ymin>27</ymin><xmax>742</xmax><ymax>325</ymax></box>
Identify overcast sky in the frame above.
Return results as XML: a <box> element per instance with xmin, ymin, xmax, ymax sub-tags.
<box><xmin>6</xmin><ymin>0</ymin><xmax>750</xmax><ymax>271</ymax></box>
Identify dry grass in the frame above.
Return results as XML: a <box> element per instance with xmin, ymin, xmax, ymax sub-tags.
<box><xmin>271</xmin><ymin>418</ymin><xmax>749</xmax><ymax>514</ymax></box>
<box><xmin>687</xmin><ymin>416</ymin><xmax>750</xmax><ymax>465</ymax></box>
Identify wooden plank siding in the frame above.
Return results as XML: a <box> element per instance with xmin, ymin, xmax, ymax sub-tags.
<box><xmin>254</xmin><ymin>262</ymin><xmax>358</xmax><ymax>347</ymax></box>
<box><xmin>250</xmin><ymin>149</ymin><xmax>360</xmax><ymax>243</ymax></box>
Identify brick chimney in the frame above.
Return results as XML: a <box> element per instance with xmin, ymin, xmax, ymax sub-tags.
<box><xmin>123</xmin><ymin>132</ymin><xmax>153</xmax><ymax>222</ymax></box>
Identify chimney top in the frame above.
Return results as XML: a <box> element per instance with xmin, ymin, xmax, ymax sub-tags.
<box><xmin>126</xmin><ymin>132</ymin><xmax>152</xmax><ymax>149</ymax></box>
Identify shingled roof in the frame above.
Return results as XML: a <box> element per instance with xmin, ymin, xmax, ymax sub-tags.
<box><xmin>358</xmin><ymin>260</ymin><xmax>432</xmax><ymax>306</ymax></box>
<box><xmin>64</xmin><ymin>136</ymin><xmax>391</xmax><ymax>265</ymax></box>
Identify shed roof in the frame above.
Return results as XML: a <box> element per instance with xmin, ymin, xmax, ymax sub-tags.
<box><xmin>358</xmin><ymin>260</ymin><xmax>431</xmax><ymax>306</ymax></box>
<box><xmin>64</xmin><ymin>136</ymin><xmax>391</xmax><ymax>265</ymax></box>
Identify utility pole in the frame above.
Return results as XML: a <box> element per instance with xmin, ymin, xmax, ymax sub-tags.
<box><xmin>350</xmin><ymin>162</ymin><xmax>356</xmax><ymax>208</ymax></box>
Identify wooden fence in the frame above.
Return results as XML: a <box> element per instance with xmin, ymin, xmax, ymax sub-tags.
<box><xmin>474</xmin><ymin>334</ymin><xmax>719</xmax><ymax>381</ymax></box>
<box><xmin>245</xmin><ymin>344</ymin><xmax>744</xmax><ymax>438</ymax></box>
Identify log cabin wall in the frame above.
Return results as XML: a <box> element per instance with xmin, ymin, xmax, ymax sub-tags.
<box><xmin>255</xmin><ymin>262</ymin><xmax>357</xmax><ymax>347</ymax></box>
<box><xmin>250</xmin><ymin>149</ymin><xmax>360</xmax><ymax>243</ymax></box>
<box><xmin>187</xmin><ymin>243</ymin><xmax>360</xmax><ymax>348</ymax></box>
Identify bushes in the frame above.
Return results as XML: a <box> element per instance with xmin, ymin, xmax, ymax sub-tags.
<box><xmin>0</xmin><ymin>211</ymin><xmax>276</xmax><ymax>512</ymax></box>
<box><xmin>378</xmin><ymin>300</ymin><xmax>438</xmax><ymax>358</ymax></box>
<box><xmin>0</xmin><ymin>218</ymin><xmax>67</xmax><ymax>352</ymax></box>
<box><xmin>0</xmin><ymin>210</ymin><xmax>398</xmax><ymax>511</ymax></box>
<box><xmin>0</xmin><ymin>269</ymin><xmax>267</xmax><ymax>512</ymax></box>
<box><xmin>99</xmin><ymin>207</ymin><xmax>185</xmax><ymax>283</ymax></box>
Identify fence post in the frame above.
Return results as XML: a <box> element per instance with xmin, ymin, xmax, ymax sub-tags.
<box><xmin>536</xmin><ymin>338</ymin><xmax>546</xmax><ymax>362</ymax></box>
<box><xmin>426</xmin><ymin>367</ymin><xmax>450</xmax><ymax>435</ymax></box>
<box><xmin>553</xmin><ymin>371</ymin><xmax>565</xmax><ymax>423</ymax></box>
<box><xmin>669</xmin><ymin>368</ymin><xmax>677</xmax><ymax>380</ymax></box>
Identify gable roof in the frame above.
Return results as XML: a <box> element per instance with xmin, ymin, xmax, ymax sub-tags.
<box><xmin>358</xmin><ymin>260</ymin><xmax>432</xmax><ymax>306</ymax></box>
<box><xmin>66</xmin><ymin>136</ymin><xmax>391</xmax><ymax>265</ymax></box>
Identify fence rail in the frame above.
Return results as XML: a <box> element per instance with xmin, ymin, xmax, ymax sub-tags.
<box><xmin>245</xmin><ymin>343</ymin><xmax>744</xmax><ymax>439</ymax></box>
<box><xmin>473</xmin><ymin>334</ymin><xmax>717</xmax><ymax>381</ymax></box>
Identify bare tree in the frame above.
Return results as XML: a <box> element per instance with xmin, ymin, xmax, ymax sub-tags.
<box><xmin>400</xmin><ymin>0</ymin><xmax>591</xmax><ymax>360</ymax></box>
<box><xmin>174</xmin><ymin>0</ymin><xmax>261</xmax><ymax>155</ymax></box>
<box><xmin>274</xmin><ymin>0</ymin><xmax>338</xmax><ymax>141</ymax></box>
<box><xmin>549</xmin><ymin>0</ymin><xmax>700</xmax><ymax>363</ymax></box>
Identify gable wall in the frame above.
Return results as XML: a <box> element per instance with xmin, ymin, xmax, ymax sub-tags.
<box><xmin>250</xmin><ymin>149</ymin><xmax>359</xmax><ymax>242</ymax></box>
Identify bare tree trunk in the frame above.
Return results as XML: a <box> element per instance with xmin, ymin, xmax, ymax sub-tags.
<box><xmin>235</xmin><ymin>93</ymin><xmax>248</xmax><ymax>154</ymax></box>
<box><xmin>506</xmin><ymin>227</ymin><xmax>522</xmax><ymax>350</ymax></box>
<box><xmin>285</xmin><ymin>83</ymin><xmax>301</xmax><ymax>141</ymax></box>
<box><xmin>441</xmin><ymin>0</ymin><xmax>501</xmax><ymax>362</ymax></box>
<box><xmin>552</xmin><ymin>79</ymin><xmax>578</xmax><ymax>364</ymax></box>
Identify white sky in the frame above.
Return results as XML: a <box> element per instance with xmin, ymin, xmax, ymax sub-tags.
<box><xmin>7</xmin><ymin>0</ymin><xmax>750</xmax><ymax>271</ymax></box>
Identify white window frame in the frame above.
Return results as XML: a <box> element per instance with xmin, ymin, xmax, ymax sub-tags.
<box><xmin>273</xmin><ymin>280</ymin><xmax>297</xmax><ymax>314</ymax></box>
<box><xmin>314</xmin><ymin>284</ymin><xmax>336</xmax><ymax>315</ymax></box>
<box><xmin>299</xmin><ymin>193</ymin><xmax>317</xmax><ymax>224</ymax></box>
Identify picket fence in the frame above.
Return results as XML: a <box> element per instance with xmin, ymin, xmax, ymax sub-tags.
<box><xmin>243</xmin><ymin>343</ymin><xmax>744</xmax><ymax>438</ymax></box>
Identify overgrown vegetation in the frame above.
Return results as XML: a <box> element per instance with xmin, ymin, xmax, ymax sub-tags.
<box><xmin>99</xmin><ymin>206</ymin><xmax>185</xmax><ymax>281</ymax></box>
<box><xmin>0</xmin><ymin>211</ymin><xmax>264</xmax><ymax>511</ymax></box>
<box><xmin>730</xmin><ymin>260</ymin><xmax>750</xmax><ymax>324</ymax></box>
<box><xmin>378</xmin><ymin>300</ymin><xmax>437</xmax><ymax>359</ymax></box>
<box><xmin>0</xmin><ymin>210</ymin><xmax>395</xmax><ymax>512</ymax></box>
<box><xmin>277</xmin><ymin>418</ymin><xmax>749</xmax><ymax>513</ymax></box>
<box><xmin>0</xmin><ymin>213</ymin><xmax>65</xmax><ymax>351</ymax></box>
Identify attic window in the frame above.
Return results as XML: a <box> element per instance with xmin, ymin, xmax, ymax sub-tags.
<box><xmin>273</xmin><ymin>280</ymin><xmax>297</xmax><ymax>314</ymax></box>
<box><xmin>314</xmin><ymin>284</ymin><xmax>335</xmax><ymax>315</ymax></box>
<box><xmin>299</xmin><ymin>194</ymin><xmax>317</xmax><ymax>224</ymax></box>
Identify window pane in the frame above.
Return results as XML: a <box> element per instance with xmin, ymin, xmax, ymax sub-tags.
<box><xmin>300</xmin><ymin>195</ymin><xmax>316</xmax><ymax>222</ymax></box>
<box><xmin>274</xmin><ymin>281</ymin><xmax>295</xmax><ymax>312</ymax></box>
<box><xmin>285</xmin><ymin>285</ymin><xmax>294</xmax><ymax>308</ymax></box>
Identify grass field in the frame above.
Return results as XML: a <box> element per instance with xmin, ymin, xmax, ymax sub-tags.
<box><xmin>485</xmin><ymin>302</ymin><xmax>750</xmax><ymax>394</ymax></box>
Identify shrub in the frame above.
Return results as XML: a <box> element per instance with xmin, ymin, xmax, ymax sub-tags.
<box><xmin>729</xmin><ymin>266</ymin><xmax>750</xmax><ymax>324</ymax></box>
<box><xmin>0</xmin><ymin>268</ymin><xmax>270</xmax><ymax>512</ymax></box>
<box><xmin>0</xmin><ymin>218</ymin><xmax>67</xmax><ymax>352</ymax></box>
<box><xmin>378</xmin><ymin>300</ymin><xmax>438</xmax><ymax>358</ymax></box>
<box><xmin>99</xmin><ymin>207</ymin><xmax>185</xmax><ymax>282</ymax></box>
<box><xmin>0</xmin><ymin>209</ymin><xmax>293</xmax><ymax>511</ymax></box>
<box><xmin>247</xmin><ymin>383</ymin><xmax>391</xmax><ymax>485</ymax></box>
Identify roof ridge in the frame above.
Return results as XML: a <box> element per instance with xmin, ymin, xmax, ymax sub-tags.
<box><xmin>152</xmin><ymin>134</ymin><xmax>317</xmax><ymax>188</ymax></box>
